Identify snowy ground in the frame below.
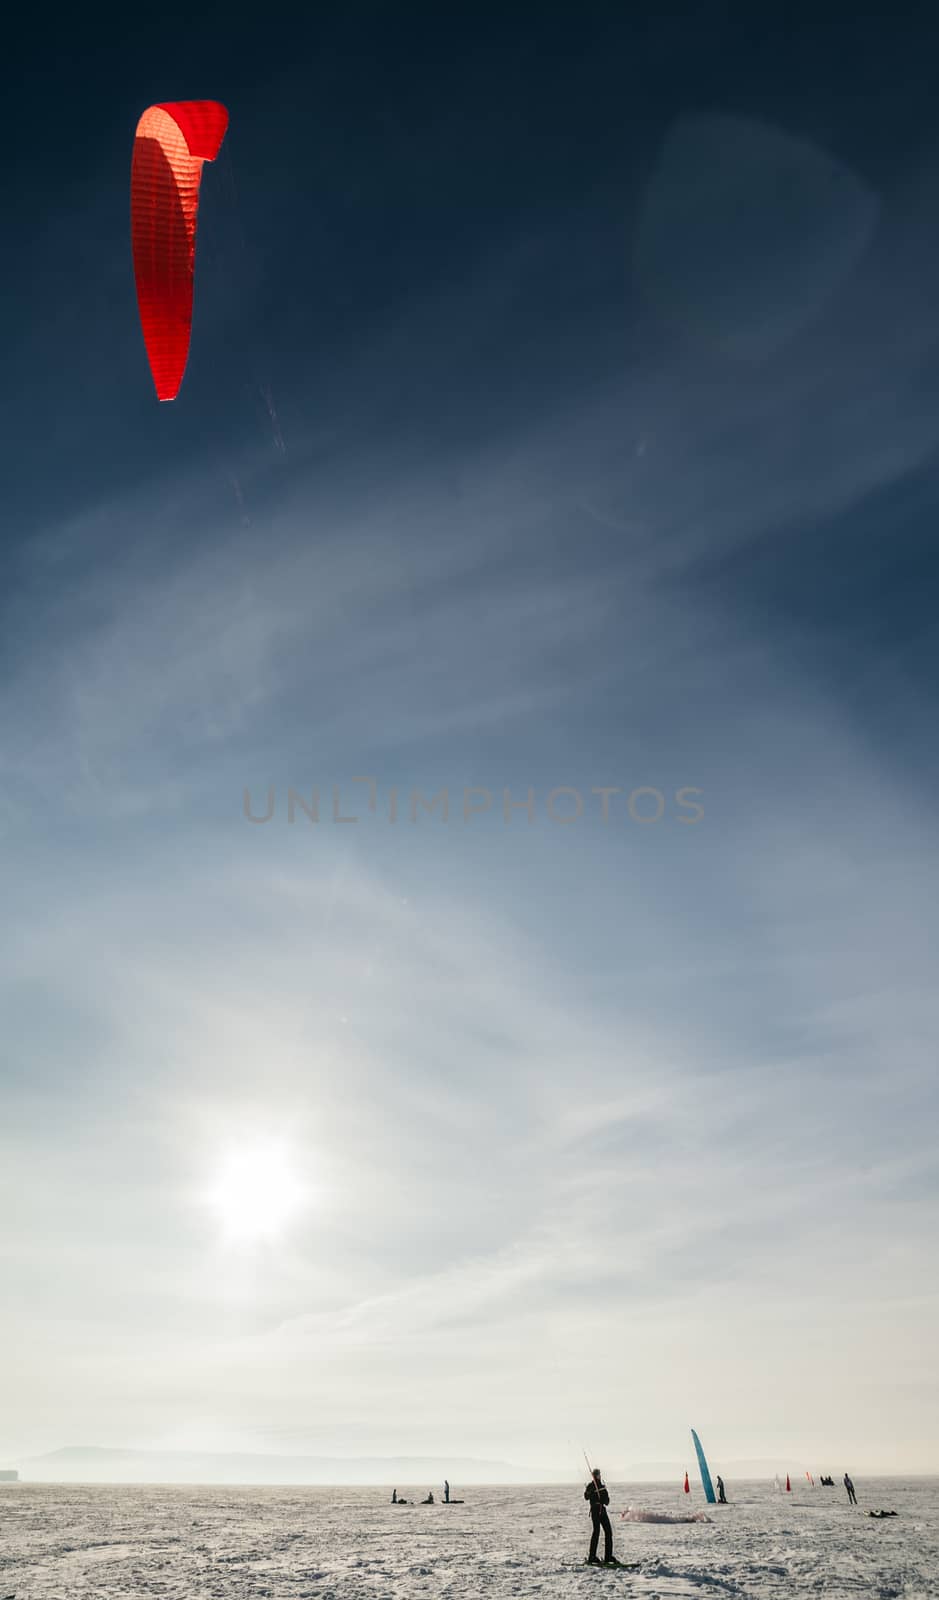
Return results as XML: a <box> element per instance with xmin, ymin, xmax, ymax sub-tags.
<box><xmin>2</xmin><ymin>1478</ymin><xmax>937</xmax><ymax>1599</ymax></box>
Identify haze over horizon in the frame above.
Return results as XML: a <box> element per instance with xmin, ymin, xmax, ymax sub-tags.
<box><xmin>14</xmin><ymin>1444</ymin><xmax>929</xmax><ymax>1487</ymax></box>
<box><xmin>2</xmin><ymin>6</ymin><xmax>938</xmax><ymax>1481</ymax></box>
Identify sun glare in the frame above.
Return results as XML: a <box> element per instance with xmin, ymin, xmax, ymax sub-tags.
<box><xmin>206</xmin><ymin>1142</ymin><xmax>309</xmax><ymax>1243</ymax></box>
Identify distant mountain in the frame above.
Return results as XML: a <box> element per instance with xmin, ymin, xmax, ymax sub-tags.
<box><xmin>22</xmin><ymin>1446</ymin><xmax>576</xmax><ymax>1486</ymax></box>
<box><xmin>623</xmin><ymin>1459</ymin><xmax>829</xmax><ymax>1480</ymax></box>
<box><xmin>17</xmin><ymin>1446</ymin><xmax>822</xmax><ymax>1486</ymax></box>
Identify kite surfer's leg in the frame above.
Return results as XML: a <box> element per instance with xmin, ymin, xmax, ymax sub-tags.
<box><xmin>588</xmin><ymin>1508</ymin><xmax>602</xmax><ymax>1561</ymax></box>
<box><xmin>600</xmin><ymin>1508</ymin><xmax>613</xmax><ymax>1562</ymax></box>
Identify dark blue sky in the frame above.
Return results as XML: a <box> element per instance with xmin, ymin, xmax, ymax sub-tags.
<box><xmin>6</xmin><ymin>5</ymin><xmax>939</xmax><ymax>495</ymax></box>
<box><xmin>6</xmin><ymin>4</ymin><xmax>939</xmax><ymax>738</ymax></box>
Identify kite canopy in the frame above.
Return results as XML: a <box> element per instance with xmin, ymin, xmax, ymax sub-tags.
<box><xmin>131</xmin><ymin>100</ymin><xmax>228</xmax><ymax>401</ymax></box>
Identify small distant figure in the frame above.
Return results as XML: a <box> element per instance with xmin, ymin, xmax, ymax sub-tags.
<box><xmin>444</xmin><ymin>1479</ymin><xmax>450</xmax><ymax>1504</ymax></box>
<box><xmin>391</xmin><ymin>1488</ymin><xmax>397</xmax><ymax>1504</ymax></box>
<box><xmin>844</xmin><ymin>1473</ymin><xmax>857</xmax><ymax>1506</ymax></box>
<box><xmin>716</xmin><ymin>1475</ymin><xmax>727</xmax><ymax>1504</ymax></box>
<box><xmin>423</xmin><ymin>1490</ymin><xmax>435</xmax><ymax>1504</ymax></box>
<box><xmin>584</xmin><ymin>1467</ymin><xmax>614</xmax><ymax>1566</ymax></box>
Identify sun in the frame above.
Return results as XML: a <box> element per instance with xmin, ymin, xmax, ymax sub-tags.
<box><xmin>206</xmin><ymin>1141</ymin><xmax>309</xmax><ymax>1243</ymax></box>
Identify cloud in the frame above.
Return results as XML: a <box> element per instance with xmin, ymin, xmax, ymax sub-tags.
<box><xmin>2</xmin><ymin>130</ymin><xmax>939</xmax><ymax>1470</ymax></box>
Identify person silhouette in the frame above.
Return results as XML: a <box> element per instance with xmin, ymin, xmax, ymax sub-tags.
<box><xmin>584</xmin><ymin>1468</ymin><xmax>614</xmax><ymax>1565</ymax></box>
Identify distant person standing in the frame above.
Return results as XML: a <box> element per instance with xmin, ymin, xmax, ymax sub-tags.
<box><xmin>391</xmin><ymin>1488</ymin><xmax>397</xmax><ymax>1504</ymax></box>
<box><xmin>584</xmin><ymin>1468</ymin><xmax>615</xmax><ymax>1565</ymax></box>
<box><xmin>844</xmin><ymin>1473</ymin><xmax>857</xmax><ymax>1505</ymax></box>
<box><xmin>716</xmin><ymin>1475</ymin><xmax>727</xmax><ymax>1504</ymax></box>
<box><xmin>444</xmin><ymin>1479</ymin><xmax>450</xmax><ymax>1504</ymax></box>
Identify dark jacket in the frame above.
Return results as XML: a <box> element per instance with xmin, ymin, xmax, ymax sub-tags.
<box><xmin>585</xmin><ymin>1478</ymin><xmax>610</xmax><ymax>1510</ymax></box>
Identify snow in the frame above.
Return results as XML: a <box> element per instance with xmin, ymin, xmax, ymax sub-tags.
<box><xmin>2</xmin><ymin>1478</ymin><xmax>937</xmax><ymax>1599</ymax></box>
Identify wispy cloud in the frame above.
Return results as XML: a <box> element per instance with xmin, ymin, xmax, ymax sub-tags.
<box><xmin>2</xmin><ymin>112</ymin><xmax>938</xmax><ymax>1472</ymax></box>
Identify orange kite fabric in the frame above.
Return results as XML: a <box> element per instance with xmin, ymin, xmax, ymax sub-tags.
<box><xmin>131</xmin><ymin>101</ymin><xmax>229</xmax><ymax>400</ymax></box>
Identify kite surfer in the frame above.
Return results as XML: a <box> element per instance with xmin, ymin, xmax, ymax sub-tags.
<box><xmin>716</xmin><ymin>1475</ymin><xmax>727</xmax><ymax>1504</ymax></box>
<box><xmin>585</xmin><ymin>1467</ymin><xmax>615</xmax><ymax>1565</ymax></box>
<box><xmin>844</xmin><ymin>1473</ymin><xmax>857</xmax><ymax>1505</ymax></box>
<box><xmin>444</xmin><ymin>1479</ymin><xmax>450</xmax><ymax>1503</ymax></box>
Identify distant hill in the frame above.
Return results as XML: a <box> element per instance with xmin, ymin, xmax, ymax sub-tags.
<box><xmin>622</xmin><ymin>1459</ymin><xmax>836</xmax><ymax>1480</ymax></box>
<box><xmin>17</xmin><ymin>1446</ymin><xmax>835</xmax><ymax>1486</ymax></box>
<box><xmin>22</xmin><ymin>1446</ymin><xmax>576</xmax><ymax>1486</ymax></box>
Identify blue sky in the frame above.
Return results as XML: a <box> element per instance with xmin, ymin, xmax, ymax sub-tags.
<box><xmin>2</xmin><ymin>4</ymin><xmax>938</xmax><ymax>1476</ymax></box>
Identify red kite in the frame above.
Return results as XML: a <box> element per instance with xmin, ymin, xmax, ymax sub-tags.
<box><xmin>131</xmin><ymin>101</ymin><xmax>229</xmax><ymax>400</ymax></box>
